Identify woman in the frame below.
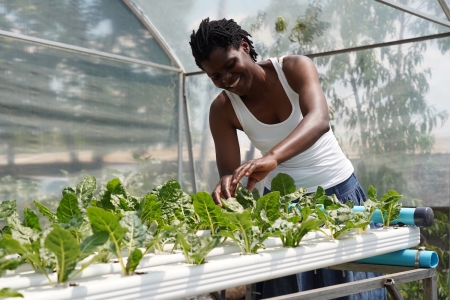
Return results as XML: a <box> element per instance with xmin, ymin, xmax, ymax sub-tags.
<box><xmin>189</xmin><ymin>18</ymin><xmax>385</xmax><ymax>300</ymax></box>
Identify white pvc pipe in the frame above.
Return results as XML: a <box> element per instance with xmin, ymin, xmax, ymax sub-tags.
<box><xmin>3</xmin><ymin>226</ymin><xmax>419</xmax><ymax>300</ymax></box>
<box><xmin>2</xmin><ymin>230</ymin><xmax>327</xmax><ymax>289</ymax></box>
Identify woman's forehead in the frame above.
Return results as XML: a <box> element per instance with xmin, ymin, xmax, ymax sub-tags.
<box><xmin>201</xmin><ymin>46</ymin><xmax>239</xmax><ymax>72</ymax></box>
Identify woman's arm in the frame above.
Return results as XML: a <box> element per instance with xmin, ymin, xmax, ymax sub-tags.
<box><xmin>230</xmin><ymin>55</ymin><xmax>330</xmax><ymax>192</ymax></box>
<box><xmin>209</xmin><ymin>92</ymin><xmax>242</xmax><ymax>205</ymax></box>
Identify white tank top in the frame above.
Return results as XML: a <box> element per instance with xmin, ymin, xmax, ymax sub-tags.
<box><xmin>224</xmin><ymin>57</ymin><xmax>354</xmax><ymax>192</ymax></box>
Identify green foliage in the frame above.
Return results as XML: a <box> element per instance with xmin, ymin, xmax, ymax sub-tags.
<box><xmin>217</xmin><ymin>210</ymin><xmax>266</xmax><ymax>254</ymax></box>
<box><xmin>193</xmin><ymin>192</ymin><xmax>222</xmax><ymax>234</ymax></box>
<box><xmin>44</xmin><ymin>226</ymin><xmax>81</xmax><ymax>283</ymax></box>
<box><xmin>0</xmin><ymin>288</ymin><xmax>23</xmax><ymax>298</ymax></box>
<box><xmin>176</xmin><ymin>233</ymin><xmax>221</xmax><ymax>265</ymax></box>
<box><xmin>0</xmin><ymin>173</ymin><xmax>408</xmax><ymax>289</ymax></box>
<box><xmin>367</xmin><ymin>186</ymin><xmax>402</xmax><ymax>226</ymax></box>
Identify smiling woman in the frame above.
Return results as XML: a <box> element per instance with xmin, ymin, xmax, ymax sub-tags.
<box><xmin>189</xmin><ymin>18</ymin><xmax>386</xmax><ymax>300</ymax></box>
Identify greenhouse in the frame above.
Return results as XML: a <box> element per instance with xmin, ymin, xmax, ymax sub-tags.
<box><xmin>0</xmin><ymin>0</ymin><xmax>449</xmax><ymax>299</ymax></box>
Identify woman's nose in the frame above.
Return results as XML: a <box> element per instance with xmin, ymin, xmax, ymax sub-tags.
<box><xmin>222</xmin><ymin>72</ymin><xmax>231</xmax><ymax>86</ymax></box>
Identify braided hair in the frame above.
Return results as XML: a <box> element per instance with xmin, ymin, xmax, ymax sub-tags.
<box><xmin>189</xmin><ymin>18</ymin><xmax>258</xmax><ymax>69</ymax></box>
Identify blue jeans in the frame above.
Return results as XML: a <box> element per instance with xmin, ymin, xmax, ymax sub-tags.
<box><xmin>256</xmin><ymin>174</ymin><xmax>386</xmax><ymax>300</ymax></box>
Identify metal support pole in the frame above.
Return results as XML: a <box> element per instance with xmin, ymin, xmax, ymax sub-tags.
<box><xmin>374</xmin><ymin>0</ymin><xmax>450</xmax><ymax>28</ymax></box>
<box><xmin>177</xmin><ymin>73</ymin><xmax>184</xmax><ymax>184</ymax></box>
<box><xmin>183</xmin><ymin>74</ymin><xmax>198</xmax><ymax>193</ymax></box>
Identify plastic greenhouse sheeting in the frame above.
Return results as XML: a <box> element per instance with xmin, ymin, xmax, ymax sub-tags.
<box><xmin>132</xmin><ymin>0</ymin><xmax>450</xmax><ymax>73</ymax></box>
<box><xmin>0</xmin><ymin>0</ymin><xmax>173</xmax><ymax>66</ymax></box>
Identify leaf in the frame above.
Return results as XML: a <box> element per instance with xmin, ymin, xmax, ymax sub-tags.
<box><xmin>100</xmin><ymin>178</ymin><xmax>126</xmax><ymax>211</ymax></box>
<box><xmin>217</xmin><ymin>211</ymin><xmax>258</xmax><ymax>253</ymax></box>
<box><xmin>367</xmin><ymin>185</ymin><xmax>377</xmax><ymax>201</ymax></box>
<box><xmin>157</xmin><ymin>179</ymin><xmax>186</xmax><ymax>222</ymax></box>
<box><xmin>0</xmin><ymin>200</ymin><xmax>16</xmax><ymax>219</ymax></box>
<box><xmin>44</xmin><ymin>226</ymin><xmax>80</xmax><ymax>283</ymax></box>
<box><xmin>22</xmin><ymin>208</ymin><xmax>42</xmax><ymax>231</ymax></box>
<box><xmin>254</xmin><ymin>192</ymin><xmax>281</xmax><ymax>222</ymax></box>
<box><xmin>193</xmin><ymin>192</ymin><xmax>222</xmax><ymax>233</ymax></box>
<box><xmin>177</xmin><ymin>233</ymin><xmax>220</xmax><ymax>265</ymax></box>
<box><xmin>86</xmin><ymin>207</ymin><xmax>126</xmax><ymax>245</ymax></box>
<box><xmin>271</xmin><ymin>173</ymin><xmax>296</xmax><ymax>196</ymax></box>
<box><xmin>78</xmin><ymin>232</ymin><xmax>109</xmax><ymax>261</ymax></box>
<box><xmin>235</xmin><ymin>186</ymin><xmax>256</xmax><ymax>209</ymax></box>
<box><xmin>0</xmin><ymin>252</ymin><xmax>24</xmax><ymax>276</ymax></box>
<box><xmin>140</xmin><ymin>193</ymin><xmax>163</xmax><ymax>226</ymax></box>
<box><xmin>0</xmin><ymin>288</ymin><xmax>23</xmax><ymax>298</ymax></box>
<box><xmin>220</xmin><ymin>197</ymin><xmax>244</xmax><ymax>214</ymax></box>
<box><xmin>380</xmin><ymin>190</ymin><xmax>402</xmax><ymax>204</ymax></box>
<box><xmin>251</xmin><ymin>188</ymin><xmax>260</xmax><ymax>200</ymax></box>
<box><xmin>7</xmin><ymin>212</ymin><xmax>41</xmax><ymax>246</ymax></box>
<box><xmin>120</xmin><ymin>214</ymin><xmax>147</xmax><ymax>251</ymax></box>
<box><xmin>76</xmin><ymin>176</ymin><xmax>97</xmax><ymax>207</ymax></box>
<box><xmin>56</xmin><ymin>193</ymin><xmax>81</xmax><ymax>223</ymax></box>
<box><xmin>33</xmin><ymin>200</ymin><xmax>58</xmax><ymax>223</ymax></box>
<box><xmin>125</xmin><ymin>248</ymin><xmax>143</xmax><ymax>274</ymax></box>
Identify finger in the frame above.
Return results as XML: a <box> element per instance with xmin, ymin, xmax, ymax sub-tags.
<box><xmin>212</xmin><ymin>186</ymin><xmax>223</xmax><ymax>207</ymax></box>
<box><xmin>231</xmin><ymin>163</ymin><xmax>255</xmax><ymax>184</ymax></box>
<box><xmin>212</xmin><ymin>193</ymin><xmax>223</xmax><ymax>207</ymax></box>
<box><xmin>221</xmin><ymin>180</ymin><xmax>233</xmax><ymax>200</ymax></box>
<box><xmin>246</xmin><ymin>177</ymin><xmax>258</xmax><ymax>192</ymax></box>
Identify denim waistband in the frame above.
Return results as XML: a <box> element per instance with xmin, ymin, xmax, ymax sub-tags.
<box><xmin>323</xmin><ymin>173</ymin><xmax>358</xmax><ymax>198</ymax></box>
<box><xmin>263</xmin><ymin>173</ymin><xmax>357</xmax><ymax>197</ymax></box>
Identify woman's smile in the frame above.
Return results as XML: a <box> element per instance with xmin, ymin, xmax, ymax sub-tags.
<box><xmin>229</xmin><ymin>76</ymin><xmax>240</xmax><ymax>88</ymax></box>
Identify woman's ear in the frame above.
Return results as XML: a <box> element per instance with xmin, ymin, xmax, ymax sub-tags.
<box><xmin>241</xmin><ymin>39</ymin><xmax>250</xmax><ymax>54</ymax></box>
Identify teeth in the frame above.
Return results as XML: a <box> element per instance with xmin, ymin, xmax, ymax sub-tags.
<box><xmin>230</xmin><ymin>76</ymin><xmax>240</xmax><ymax>88</ymax></box>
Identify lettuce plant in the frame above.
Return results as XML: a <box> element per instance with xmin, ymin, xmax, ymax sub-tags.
<box><xmin>176</xmin><ymin>232</ymin><xmax>221</xmax><ymax>264</ymax></box>
<box><xmin>217</xmin><ymin>210</ymin><xmax>268</xmax><ymax>254</ymax></box>
<box><xmin>366</xmin><ymin>186</ymin><xmax>402</xmax><ymax>227</ymax></box>
<box><xmin>318</xmin><ymin>194</ymin><xmax>370</xmax><ymax>239</ymax></box>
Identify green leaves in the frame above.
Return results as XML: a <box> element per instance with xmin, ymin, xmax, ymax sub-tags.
<box><xmin>87</xmin><ymin>207</ymin><xmax>126</xmax><ymax>244</ymax></box>
<box><xmin>0</xmin><ymin>288</ymin><xmax>23</xmax><ymax>298</ymax></box>
<box><xmin>0</xmin><ymin>173</ymin><xmax>406</xmax><ymax>282</ymax></box>
<box><xmin>366</xmin><ymin>185</ymin><xmax>403</xmax><ymax>226</ymax></box>
<box><xmin>217</xmin><ymin>210</ymin><xmax>265</xmax><ymax>254</ymax></box>
<box><xmin>56</xmin><ymin>194</ymin><xmax>81</xmax><ymax>224</ymax></box>
<box><xmin>0</xmin><ymin>200</ymin><xmax>16</xmax><ymax>220</ymax></box>
<box><xmin>176</xmin><ymin>233</ymin><xmax>220</xmax><ymax>265</ymax></box>
<box><xmin>271</xmin><ymin>173</ymin><xmax>296</xmax><ymax>196</ymax></box>
<box><xmin>193</xmin><ymin>192</ymin><xmax>221</xmax><ymax>233</ymax></box>
<box><xmin>33</xmin><ymin>200</ymin><xmax>58</xmax><ymax>223</ymax></box>
<box><xmin>120</xmin><ymin>214</ymin><xmax>147</xmax><ymax>252</ymax></box>
<box><xmin>125</xmin><ymin>248</ymin><xmax>143</xmax><ymax>274</ymax></box>
<box><xmin>44</xmin><ymin>226</ymin><xmax>80</xmax><ymax>283</ymax></box>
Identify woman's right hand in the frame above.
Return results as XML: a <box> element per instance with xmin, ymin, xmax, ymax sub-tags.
<box><xmin>211</xmin><ymin>174</ymin><xmax>236</xmax><ymax>207</ymax></box>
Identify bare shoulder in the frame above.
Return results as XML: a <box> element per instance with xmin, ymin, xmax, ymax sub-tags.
<box><xmin>209</xmin><ymin>91</ymin><xmax>241</xmax><ymax>131</ymax></box>
<box><xmin>280</xmin><ymin>55</ymin><xmax>320</xmax><ymax>93</ymax></box>
<box><xmin>282</xmin><ymin>55</ymin><xmax>317</xmax><ymax>76</ymax></box>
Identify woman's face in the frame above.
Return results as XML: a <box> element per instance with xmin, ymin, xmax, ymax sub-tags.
<box><xmin>200</xmin><ymin>41</ymin><xmax>254</xmax><ymax>96</ymax></box>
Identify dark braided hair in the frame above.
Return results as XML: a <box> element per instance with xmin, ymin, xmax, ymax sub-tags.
<box><xmin>190</xmin><ymin>18</ymin><xmax>258</xmax><ymax>69</ymax></box>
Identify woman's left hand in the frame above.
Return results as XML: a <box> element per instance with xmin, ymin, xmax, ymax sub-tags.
<box><xmin>230</xmin><ymin>155</ymin><xmax>278</xmax><ymax>193</ymax></box>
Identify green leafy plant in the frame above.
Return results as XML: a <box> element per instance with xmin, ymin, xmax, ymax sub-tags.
<box><xmin>0</xmin><ymin>288</ymin><xmax>23</xmax><ymax>298</ymax></box>
<box><xmin>43</xmin><ymin>226</ymin><xmax>108</xmax><ymax>283</ymax></box>
<box><xmin>318</xmin><ymin>194</ymin><xmax>370</xmax><ymax>239</ymax></box>
<box><xmin>176</xmin><ymin>232</ymin><xmax>221</xmax><ymax>264</ymax></box>
<box><xmin>366</xmin><ymin>186</ymin><xmax>402</xmax><ymax>227</ymax></box>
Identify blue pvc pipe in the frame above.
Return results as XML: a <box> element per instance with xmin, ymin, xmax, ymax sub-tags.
<box><xmin>291</xmin><ymin>204</ymin><xmax>434</xmax><ymax>227</ymax></box>
<box><xmin>355</xmin><ymin>249</ymin><xmax>439</xmax><ymax>268</ymax></box>
<box><xmin>352</xmin><ymin>206</ymin><xmax>434</xmax><ymax>227</ymax></box>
